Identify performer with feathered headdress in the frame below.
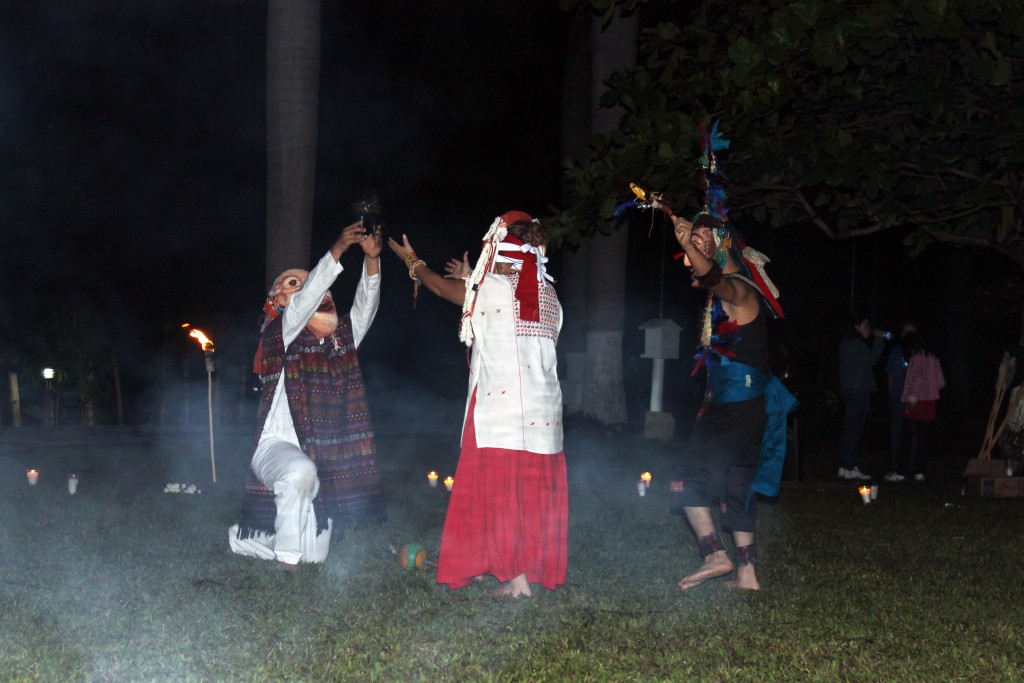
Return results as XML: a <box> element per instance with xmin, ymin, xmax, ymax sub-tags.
<box><xmin>668</xmin><ymin>123</ymin><xmax>797</xmax><ymax>592</ymax></box>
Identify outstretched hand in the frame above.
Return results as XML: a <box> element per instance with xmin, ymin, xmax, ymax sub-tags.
<box><xmin>360</xmin><ymin>226</ymin><xmax>383</xmax><ymax>259</ymax></box>
<box><xmin>444</xmin><ymin>251</ymin><xmax>471</xmax><ymax>279</ymax></box>
<box><xmin>387</xmin><ymin>234</ymin><xmax>417</xmax><ymax>262</ymax></box>
<box><xmin>331</xmin><ymin>221</ymin><xmax>369</xmax><ymax>261</ymax></box>
<box><xmin>387</xmin><ymin>233</ymin><xmax>467</xmax><ymax>306</ymax></box>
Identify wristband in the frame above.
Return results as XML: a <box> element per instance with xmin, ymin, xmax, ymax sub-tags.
<box><xmin>695</xmin><ymin>262</ymin><xmax>723</xmax><ymax>288</ymax></box>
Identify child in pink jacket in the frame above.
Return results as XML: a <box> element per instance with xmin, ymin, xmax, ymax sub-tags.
<box><xmin>901</xmin><ymin>333</ymin><xmax>945</xmax><ymax>481</ymax></box>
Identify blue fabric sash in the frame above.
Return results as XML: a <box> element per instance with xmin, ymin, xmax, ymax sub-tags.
<box><xmin>708</xmin><ymin>360</ymin><xmax>799</xmax><ymax>504</ymax></box>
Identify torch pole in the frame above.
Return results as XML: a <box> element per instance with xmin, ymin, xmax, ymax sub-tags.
<box><xmin>205</xmin><ymin>350</ymin><xmax>217</xmax><ymax>483</ymax></box>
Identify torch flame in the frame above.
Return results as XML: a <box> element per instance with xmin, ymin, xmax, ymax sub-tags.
<box><xmin>181</xmin><ymin>323</ymin><xmax>214</xmax><ymax>352</ymax></box>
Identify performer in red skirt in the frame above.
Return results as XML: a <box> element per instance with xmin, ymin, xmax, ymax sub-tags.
<box><xmin>388</xmin><ymin>211</ymin><xmax>568</xmax><ymax>597</ymax></box>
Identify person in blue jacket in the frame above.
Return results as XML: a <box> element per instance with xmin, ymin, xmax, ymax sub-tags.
<box><xmin>884</xmin><ymin>322</ymin><xmax>917</xmax><ymax>482</ymax></box>
<box><xmin>838</xmin><ymin>311</ymin><xmax>889</xmax><ymax>480</ymax></box>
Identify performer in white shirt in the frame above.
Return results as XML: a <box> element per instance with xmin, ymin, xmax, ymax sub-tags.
<box><xmin>388</xmin><ymin>211</ymin><xmax>567</xmax><ymax>598</ymax></box>
<box><xmin>229</xmin><ymin>221</ymin><xmax>386</xmax><ymax>569</ymax></box>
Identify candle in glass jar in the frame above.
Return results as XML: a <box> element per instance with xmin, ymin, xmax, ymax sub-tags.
<box><xmin>427</xmin><ymin>471</ymin><xmax>438</xmax><ymax>487</ymax></box>
<box><xmin>858</xmin><ymin>485</ymin><xmax>871</xmax><ymax>504</ymax></box>
<box><xmin>640</xmin><ymin>472</ymin><xmax>652</xmax><ymax>489</ymax></box>
<box><xmin>444</xmin><ymin>476</ymin><xmax>454</xmax><ymax>492</ymax></box>
<box><xmin>26</xmin><ymin>469</ymin><xmax>39</xmax><ymax>486</ymax></box>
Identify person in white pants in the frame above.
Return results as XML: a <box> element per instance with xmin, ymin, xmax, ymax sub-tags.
<box><xmin>229</xmin><ymin>221</ymin><xmax>381</xmax><ymax>568</ymax></box>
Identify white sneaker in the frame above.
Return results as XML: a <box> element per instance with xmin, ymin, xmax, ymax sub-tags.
<box><xmin>914</xmin><ymin>473</ymin><xmax>925</xmax><ymax>482</ymax></box>
<box><xmin>847</xmin><ymin>466</ymin><xmax>871</xmax><ymax>480</ymax></box>
<box><xmin>884</xmin><ymin>472</ymin><xmax>905</xmax><ymax>482</ymax></box>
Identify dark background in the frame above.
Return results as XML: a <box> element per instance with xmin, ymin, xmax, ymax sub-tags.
<box><xmin>1</xmin><ymin>1</ymin><xmax>1019</xmax><ymax>433</ymax></box>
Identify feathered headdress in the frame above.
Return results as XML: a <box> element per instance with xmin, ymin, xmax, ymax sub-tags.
<box><xmin>695</xmin><ymin>121</ymin><xmax>784</xmax><ymax>319</ymax></box>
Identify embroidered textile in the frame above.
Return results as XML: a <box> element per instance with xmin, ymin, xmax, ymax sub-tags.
<box><xmin>509</xmin><ymin>272</ymin><xmax>559</xmax><ymax>341</ymax></box>
<box><xmin>238</xmin><ymin>313</ymin><xmax>386</xmax><ymax>540</ymax></box>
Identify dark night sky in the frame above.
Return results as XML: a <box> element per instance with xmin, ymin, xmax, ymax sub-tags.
<box><xmin>2</xmin><ymin>1</ymin><xmax>1021</xmax><ymax>427</ymax></box>
<box><xmin>0</xmin><ymin>1</ymin><xmax>573</xmax><ymax>422</ymax></box>
<box><xmin>1</xmin><ymin>1</ymin><xmax>567</xmax><ymax>307</ymax></box>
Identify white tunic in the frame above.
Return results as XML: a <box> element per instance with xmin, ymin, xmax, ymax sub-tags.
<box><xmin>259</xmin><ymin>252</ymin><xmax>380</xmax><ymax>448</ymax></box>
<box><xmin>228</xmin><ymin>251</ymin><xmax>379</xmax><ymax>565</ymax></box>
<box><xmin>465</xmin><ymin>272</ymin><xmax>563</xmax><ymax>454</ymax></box>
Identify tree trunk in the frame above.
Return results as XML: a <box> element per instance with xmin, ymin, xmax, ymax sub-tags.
<box><xmin>943</xmin><ymin>249</ymin><xmax>972</xmax><ymax>414</ymax></box>
<box><xmin>112</xmin><ymin>353</ymin><xmax>123</xmax><ymax>426</ymax></box>
<box><xmin>266</xmin><ymin>0</ymin><xmax>321</xmax><ymax>286</ymax></box>
<box><xmin>580</xmin><ymin>9</ymin><xmax>638</xmax><ymax>426</ymax></box>
<box><xmin>82</xmin><ymin>400</ymin><xmax>95</xmax><ymax>426</ymax></box>
<box><xmin>7</xmin><ymin>373</ymin><xmax>20</xmax><ymax>427</ymax></box>
<box><xmin>157</xmin><ymin>321</ymin><xmax>169</xmax><ymax>427</ymax></box>
<box><xmin>560</xmin><ymin>5</ymin><xmax>592</xmax><ymax>416</ymax></box>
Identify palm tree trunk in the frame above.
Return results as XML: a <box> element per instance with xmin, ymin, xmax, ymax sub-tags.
<box><xmin>560</xmin><ymin>5</ymin><xmax>592</xmax><ymax>416</ymax></box>
<box><xmin>580</xmin><ymin>8</ymin><xmax>638</xmax><ymax>426</ymax></box>
<box><xmin>266</xmin><ymin>0</ymin><xmax>321</xmax><ymax>286</ymax></box>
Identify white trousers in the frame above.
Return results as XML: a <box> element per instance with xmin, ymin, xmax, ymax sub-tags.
<box><xmin>228</xmin><ymin>437</ymin><xmax>332</xmax><ymax>564</ymax></box>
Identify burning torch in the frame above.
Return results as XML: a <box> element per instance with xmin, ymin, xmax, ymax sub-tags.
<box><xmin>182</xmin><ymin>323</ymin><xmax>217</xmax><ymax>483</ymax></box>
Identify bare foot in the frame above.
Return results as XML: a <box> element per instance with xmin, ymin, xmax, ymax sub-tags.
<box><xmin>488</xmin><ymin>573</ymin><xmax>532</xmax><ymax>598</ymax></box>
<box><xmin>725</xmin><ymin>565</ymin><xmax>760</xmax><ymax>590</ymax></box>
<box><xmin>677</xmin><ymin>552</ymin><xmax>733</xmax><ymax>591</ymax></box>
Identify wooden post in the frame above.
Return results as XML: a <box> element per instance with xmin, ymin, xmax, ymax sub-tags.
<box><xmin>113</xmin><ymin>354</ymin><xmax>124</xmax><ymax>426</ymax></box>
<box><xmin>8</xmin><ymin>372</ymin><xmax>21</xmax><ymax>427</ymax></box>
<box><xmin>205</xmin><ymin>352</ymin><xmax>217</xmax><ymax>483</ymax></box>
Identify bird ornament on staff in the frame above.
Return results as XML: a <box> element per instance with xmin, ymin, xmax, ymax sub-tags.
<box><xmin>616</xmin><ymin>121</ymin><xmax>784</xmax><ymax>322</ymax></box>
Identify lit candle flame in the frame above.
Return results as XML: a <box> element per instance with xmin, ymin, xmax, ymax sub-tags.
<box><xmin>444</xmin><ymin>476</ymin><xmax>454</xmax><ymax>492</ymax></box>
<box><xmin>858</xmin><ymin>485</ymin><xmax>871</xmax><ymax>504</ymax></box>
<box><xmin>181</xmin><ymin>323</ymin><xmax>214</xmax><ymax>352</ymax></box>
<box><xmin>641</xmin><ymin>472</ymin><xmax>652</xmax><ymax>485</ymax></box>
<box><xmin>427</xmin><ymin>471</ymin><xmax>438</xmax><ymax>487</ymax></box>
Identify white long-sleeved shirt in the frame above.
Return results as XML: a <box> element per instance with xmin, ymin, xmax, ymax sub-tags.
<box><xmin>259</xmin><ymin>252</ymin><xmax>380</xmax><ymax>447</ymax></box>
<box><xmin>465</xmin><ymin>273</ymin><xmax>563</xmax><ymax>454</ymax></box>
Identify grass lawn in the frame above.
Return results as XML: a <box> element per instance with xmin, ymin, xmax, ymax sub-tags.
<box><xmin>1</xmin><ymin>422</ymin><xmax>1022</xmax><ymax>682</ymax></box>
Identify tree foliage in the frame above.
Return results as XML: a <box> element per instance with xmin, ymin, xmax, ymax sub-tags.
<box><xmin>558</xmin><ymin>0</ymin><xmax>1024</xmax><ymax>266</ymax></box>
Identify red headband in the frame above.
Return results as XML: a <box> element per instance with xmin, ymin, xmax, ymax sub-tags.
<box><xmin>500</xmin><ymin>210</ymin><xmax>533</xmax><ymax>226</ymax></box>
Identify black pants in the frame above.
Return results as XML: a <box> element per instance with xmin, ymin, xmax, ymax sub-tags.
<box><xmin>905</xmin><ymin>419</ymin><xmax>931</xmax><ymax>476</ymax></box>
<box><xmin>670</xmin><ymin>396</ymin><xmax>766</xmax><ymax>533</ymax></box>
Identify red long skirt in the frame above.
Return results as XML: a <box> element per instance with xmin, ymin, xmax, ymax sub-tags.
<box><xmin>436</xmin><ymin>392</ymin><xmax>568</xmax><ymax>590</ymax></box>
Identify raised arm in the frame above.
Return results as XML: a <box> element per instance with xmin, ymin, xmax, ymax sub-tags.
<box><xmin>282</xmin><ymin>221</ymin><xmax>368</xmax><ymax>346</ymax></box>
<box><xmin>672</xmin><ymin>214</ymin><xmax>756</xmax><ymax>310</ymax></box>
<box><xmin>387</xmin><ymin>234</ymin><xmax>466</xmax><ymax>306</ymax></box>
